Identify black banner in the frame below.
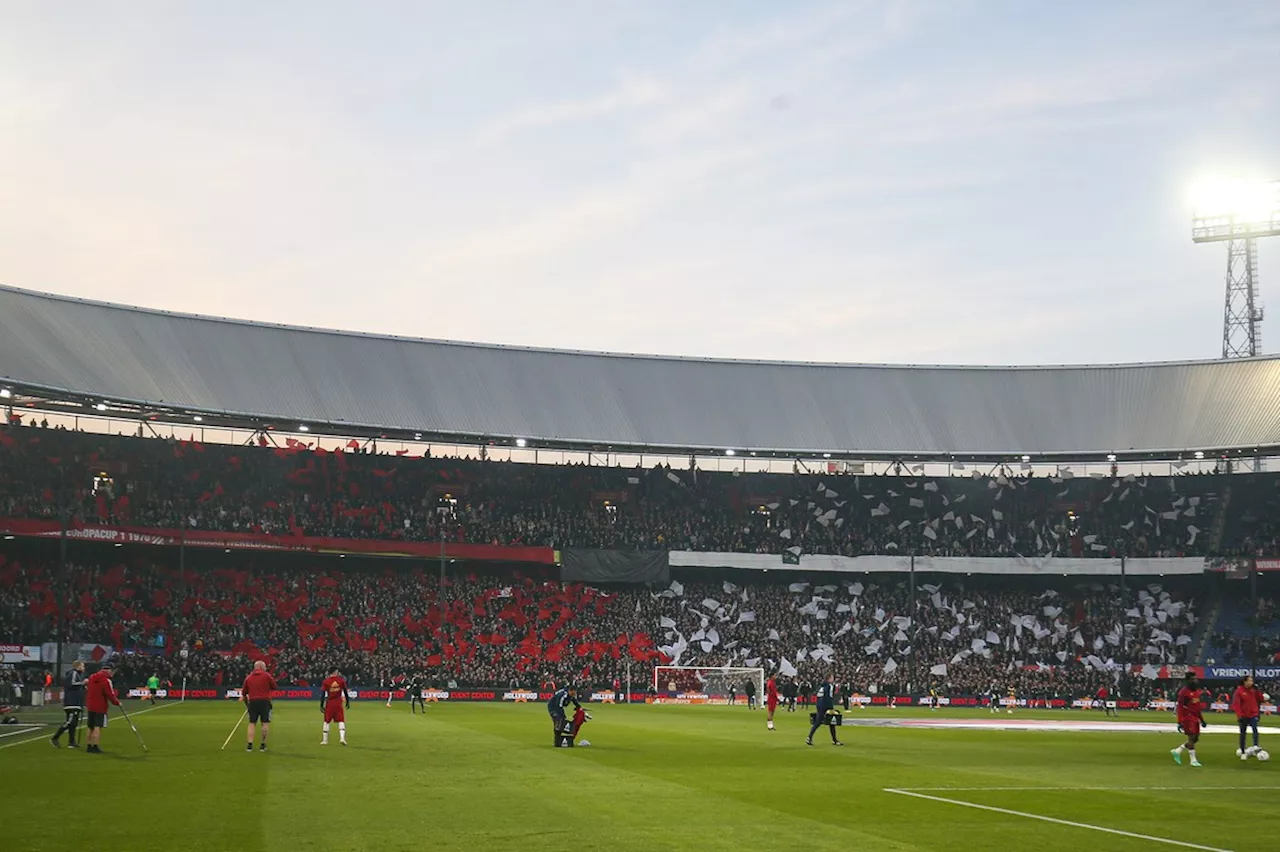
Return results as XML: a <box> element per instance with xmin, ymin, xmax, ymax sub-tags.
<box><xmin>561</xmin><ymin>549</ymin><xmax>669</xmax><ymax>585</ymax></box>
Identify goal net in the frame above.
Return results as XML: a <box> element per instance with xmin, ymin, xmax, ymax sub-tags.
<box><xmin>653</xmin><ymin>666</ymin><xmax>765</xmax><ymax>705</ymax></box>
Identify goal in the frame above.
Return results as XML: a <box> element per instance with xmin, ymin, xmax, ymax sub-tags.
<box><xmin>653</xmin><ymin>666</ymin><xmax>765</xmax><ymax>705</ymax></box>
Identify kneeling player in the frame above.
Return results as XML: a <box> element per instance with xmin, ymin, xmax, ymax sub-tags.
<box><xmin>322</xmin><ymin>669</ymin><xmax>350</xmax><ymax>746</ymax></box>
<box><xmin>547</xmin><ymin>685</ymin><xmax>580</xmax><ymax>746</ymax></box>
<box><xmin>1171</xmin><ymin>672</ymin><xmax>1205</xmax><ymax>767</ymax></box>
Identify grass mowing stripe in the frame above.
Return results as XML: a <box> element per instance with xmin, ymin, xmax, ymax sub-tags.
<box><xmin>0</xmin><ymin>700</ymin><xmax>181</xmax><ymax>750</ymax></box>
<box><xmin>884</xmin><ymin>788</ymin><xmax>1235</xmax><ymax>851</ymax></box>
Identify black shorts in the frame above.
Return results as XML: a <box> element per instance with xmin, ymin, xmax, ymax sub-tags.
<box><xmin>87</xmin><ymin>712</ymin><xmax>107</xmax><ymax>729</ymax></box>
<box><xmin>247</xmin><ymin>699</ymin><xmax>272</xmax><ymax>724</ymax></box>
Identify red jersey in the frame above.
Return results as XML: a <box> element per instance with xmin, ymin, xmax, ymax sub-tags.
<box><xmin>1096</xmin><ymin>687</ymin><xmax>1109</xmax><ymax>700</ymax></box>
<box><xmin>766</xmin><ymin>679</ymin><xmax>778</xmax><ymax>701</ymax></box>
<box><xmin>322</xmin><ymin>675</ymin><xmax>349</xmax><ymax>705</ymax></box>
<box><xmin>1176</xmin><ymin>686</ymin><xmax>1204</xmax><ymax>722</ymax></box>
<box><xmin>242</xmin><ymin>669</ymin><xmax>278</xmax><ymax>701</ymax></box>
<box><xmin>85</xmin><ymin>671</ymin><xmax>120</xmax><ymax>714</ymax></box>
<box><xmin>1231</xmin><ymin>686</ymin><xmax>1264</xmax><ymax>719</ymax></box>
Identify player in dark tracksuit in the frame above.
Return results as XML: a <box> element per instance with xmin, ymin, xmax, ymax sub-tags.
<box><xmin>806</xmin><ymin>674</ymin><xmax>843</xmax><ymax>746</ymax></box>
<box><xmin>547</xmin><ymin>686</ymin><xmax>580</xmax><ymax>745</ymax></box>
<box><xmin>410</xmin><ymin>675</ymin><xmax>427</xmax><ymax>714</ymax></box>
<box><xmin>51</xmin><ymin>661</ymin><xmax>86</xmax><ymax>749</ymax></box>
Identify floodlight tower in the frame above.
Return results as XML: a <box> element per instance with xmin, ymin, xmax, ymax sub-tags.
<box><xmin>1191</xmin><ymin>179</ymin><xmax>1280</xmax><ymax>358</ymax></box>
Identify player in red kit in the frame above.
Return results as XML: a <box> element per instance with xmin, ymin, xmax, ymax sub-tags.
<box><xmin>765</xmin><ymin>676</ymin><xmax>779</xmax><ymax>730</ymax></box>
<box><xmin>241</xmin><ymin>660</ymin><xmax>278</xmax><ymax>752</ymax></box>
<box><xmin>1171</xmin><ymin>672</ymin><xmax>1206</xmax><ymax>767</ymax></box>
<box><xmin>1231</xmin><ymin>674</ymin><xmax>1266</xmax><ymax>759</ymax></box>
<box><xmin>1096</xmin><ymin>686</ymin><xmax>1114</xmax><ymax>717</ymax></box>
<box><xmin>321</xmin><ymin>669</ymin><xmax>350</xmax><ymax>746</ymax></box>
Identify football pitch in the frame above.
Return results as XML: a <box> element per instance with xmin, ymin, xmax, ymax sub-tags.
<box><xmin>3</xmin><ymin>701</ymin><xmax>1277</xmax><ymax>851</ymax></box>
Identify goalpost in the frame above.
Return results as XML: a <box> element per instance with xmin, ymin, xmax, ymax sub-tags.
<box><xmin>653</xmin><ymin>666</ymin><xmax>765</xmax><ymax>706</ymax></box>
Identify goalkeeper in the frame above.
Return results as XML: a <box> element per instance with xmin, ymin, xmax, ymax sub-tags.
<box><xmin>805</xmin><ymin>674</ymin><xmax>843</xmax><ymax>747</ymax></box>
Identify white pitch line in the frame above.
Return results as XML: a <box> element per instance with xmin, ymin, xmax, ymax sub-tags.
<box><xmin>899</xmin><ymin>786</ymin><xmax>1280</xmax><ymax>792</ymax></box>
<box><xmin>884</xmin><ymin>788</ymin><xmax>1234</xmax><ymax>852</ymax></box>
<box><xmin>0</xmin><ymin>702</ymin><xmax>178</xmax><ymax>750</ymax></box>
<box><xmin>0</xmin><ymin>725</ymin><xmax>42</xmax><ymax>739</ymax></box>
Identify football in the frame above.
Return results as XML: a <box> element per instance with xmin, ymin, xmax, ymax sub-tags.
<box><xmin>1257</xmin><ymin>750</ymin><xmax>1271</xmax><ymax>762</ymax></box>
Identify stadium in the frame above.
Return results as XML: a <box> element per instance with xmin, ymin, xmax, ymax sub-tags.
<box><xmin>3</xmin><ymin>285</ymin><xmax>1280</xmax><ymax>851</ymax></box>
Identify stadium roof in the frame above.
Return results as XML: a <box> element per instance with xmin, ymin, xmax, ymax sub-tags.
<box><xmin>2</xmin><ymin>284</ymin><xmax>1280</xmax><ymax>462</ymax></box>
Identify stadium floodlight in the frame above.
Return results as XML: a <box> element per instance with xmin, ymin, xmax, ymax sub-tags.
<box><xmin>0</xmin><ymin>388</ymin><xmax>11</xmax><ymax>399</ymax></box>
<box><xmin>1021</xmin><ymin>454</ymin><xmax>1031</xmax><ymax>463</ymax></box>
<box><xmin>298</xmin><ymin>424</ymin><xmax>309</xmax><ymax>432</ymax></box>
<box><xmin>95</xmin><ymin>402</ymin><xmax>108</xmax><ymax>411</ymax></box>
<box><xmin>193</xmin><ymin>415</ymin><xmax>203</xmax><ymax>423</ymax></box>
<box><xmin>725</xmin><ymin>449</ymin><xmax>735</xmax><ymax>456</ymax></box>
<box><xmin>515</xmin><ymin>438</ymin><xmax>527</xmax><ymax>448</ymax></box>
<box><xmin>1106</xmin><ymin>453</ymin><xmax>1117</xmax><ymax>462</ymax></box>
<box><xmin>1191</xmin><ymin>178</ymin><xmax>1279</xmax><ymax>358</ymax></box>
<box><xmin>1195</xmin><ymin>450</ymin><xmax>1205</xmax><ymax>459</ymax></box>
<box><xmin>1192</xmin><ymin>178</ymin><xmax>1280</xmax><ymax>237</ymax></box>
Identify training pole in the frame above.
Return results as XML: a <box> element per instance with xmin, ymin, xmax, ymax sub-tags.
<box><xmin>221</xmin><ymin>709</ymin><xmax>248</xmax><ymax>751</ymax></box>
<box><xmin>117</xmin><ymin>704</ymin><xmax>149</xmax><ymax>753</ymax></box>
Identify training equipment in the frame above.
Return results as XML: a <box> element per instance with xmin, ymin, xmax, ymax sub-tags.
<box><xmin>653</xmin><ymin>666</ymin><xmax>764</xmax><ymax>706</ymax></box>
<box><xmin>1257</xmin><ymin>749</ymin><xmax>1271</xmax><ymax>762</ymax></box>
<box><xmin>810</xmin><ymin>709</ymin><xmax>844</xmax><ymax>727</ymax></box>
<box><xmin>221</xmin><ymin>709</ymin><xmax>248</xmax><ymax>751</ymax></box>
<box><xmin>117</xmin><ymin>703</ymin><xmax>149</xmax><ymax>753</ymax></box>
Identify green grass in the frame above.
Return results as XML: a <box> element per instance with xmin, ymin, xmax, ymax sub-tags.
<box><xmin>3</xmin><ymin>700</ymin><xmax>1277</xmax><ymax>851</ymax></box>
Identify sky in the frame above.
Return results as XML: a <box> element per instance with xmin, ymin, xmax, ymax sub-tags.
<box><xmin>2</xmin><ymin>0</ymin><xmax>1278</xmax><ymax>367</ymax></box>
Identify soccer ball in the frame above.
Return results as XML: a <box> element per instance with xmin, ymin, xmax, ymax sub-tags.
<box><xmin>1257</xmin><ymin>750</ymin><xmax>1270</xmax><ymax>762</ymax></box>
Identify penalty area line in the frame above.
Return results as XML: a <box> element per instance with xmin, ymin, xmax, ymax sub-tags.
<box><xmin>883</xmin><ymin>788</ymin><xmax>1233</xmax><ymax>852</ymax></box>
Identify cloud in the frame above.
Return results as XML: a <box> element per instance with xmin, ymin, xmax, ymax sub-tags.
<box><xmin>480</xmin><ymin>77</ymin><xmax>667</xmax><ymax>143</ymax></box>
<box><xmin>0</xmin><ymin>2</ymin><xmax>1276</xmax><ymax>368</ymax></box>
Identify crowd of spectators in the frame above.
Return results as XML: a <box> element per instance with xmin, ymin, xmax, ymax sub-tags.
<box><xmin>0</xmin><ymin>543</ymin><xmax>1206</xmax><ymax>703</ymax></box>
<box><xmin>0</xmin><ymin>423</ymin><xmax>1262</xmax><ymax>558</ymax></box>
<box><xmin>643</xmin><ymin>574</ymin><xmax>1199</xmax><ymax>701</ymax></box>
<box><xmin>1206</xmin><ymin>586</ymin><xmax>1280</xmax><ymax>666</ymax></box>
<box><xmin>4</xmin><ymin>422</ymin><xmax>1277</xmax><ymax>704</ymax></box>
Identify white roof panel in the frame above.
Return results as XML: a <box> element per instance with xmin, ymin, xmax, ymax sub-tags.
<box><xmin>2</xmin><ymin>286</ymin><xmax>1279</xmax><ymax>457</ymax></box>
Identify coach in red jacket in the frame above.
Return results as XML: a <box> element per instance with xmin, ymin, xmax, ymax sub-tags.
<box><xmin>241</xmin><ymin>661</ymin><xmax>278</xmax><ymax>753</ymax></box>
<box><xmin>1232</xmin><ymin>675</ymin><xmax>1266</xmax><ymax>758</ymax></box>
<box><xmin>85</xmin><ymin>665</ymin><xmax>121</xmax><ymax>754</ymax></box>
